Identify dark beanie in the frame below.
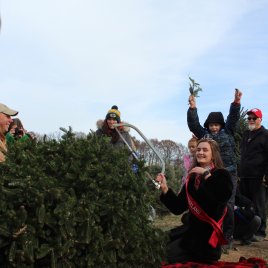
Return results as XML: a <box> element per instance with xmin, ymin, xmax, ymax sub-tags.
<box><xmin>204</xmin><ymin>112</ymin><xmax>225</xmax><ymax>129</ymax></box>
<box><xmin>105</xmin><ymin>105</ymin><xmax>121</xmax><ymax>123</ymax></box>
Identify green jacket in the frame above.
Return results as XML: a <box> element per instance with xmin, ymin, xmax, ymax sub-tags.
<box><xmin>6</xmin><ymin>132</ymin><xmax>30</xmax><ymax>145</ymax></box>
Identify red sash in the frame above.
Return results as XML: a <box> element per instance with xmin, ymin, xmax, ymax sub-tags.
<box><xmin>186</xmin><ymin>175</ymin><xmax>227</xmax><ymax>248</ymax></box>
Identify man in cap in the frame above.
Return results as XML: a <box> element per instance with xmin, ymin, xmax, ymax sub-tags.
<box><xmin>239</xmin><ymin>108</ymin><xmax>268</xmax><ymax>241</ymax></box>
<box><xmin>0</xmin><ymin>103</ymin><xmax>18</xmax><ymax>162</ymax></box>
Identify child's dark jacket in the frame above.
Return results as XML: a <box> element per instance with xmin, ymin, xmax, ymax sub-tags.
<box><xmin>187</xmin><ymin>102</ymin><xmax>240</xmax><ymax>174</ymax></box>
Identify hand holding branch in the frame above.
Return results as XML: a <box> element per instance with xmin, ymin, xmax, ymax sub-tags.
<box><xmin>188</xmin><ymin>95</ymin><xmax>196</xmax><ymax>109</ymax></box>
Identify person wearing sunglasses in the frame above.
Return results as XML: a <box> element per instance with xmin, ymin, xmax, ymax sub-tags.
<box><xmin>187</xmin><ymin>89</ymin><xmax>242</xmax><ymax>252</ymax></box>
<box><xmin>239</xmin><ymin>108</ymin><xmax>268</xmax><ymax>242</ymax></box>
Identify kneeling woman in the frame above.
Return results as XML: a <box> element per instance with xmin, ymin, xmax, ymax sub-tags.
<box><xmin>156</xmin><ymin>138</ymin><xmax>233</xmax><ymax>264</ymax></box>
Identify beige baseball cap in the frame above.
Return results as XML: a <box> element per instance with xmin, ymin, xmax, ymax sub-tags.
<box><xmin>0</xmin><ymin>103</ymin><xmax>18</xmax><ymax>116</ymax></box>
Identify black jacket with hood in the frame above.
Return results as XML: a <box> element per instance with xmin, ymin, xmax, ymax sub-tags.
<box><xmin>187</xmin><ymin>102</ymin><xmax>240</xmax><ymax>174</ymax></box>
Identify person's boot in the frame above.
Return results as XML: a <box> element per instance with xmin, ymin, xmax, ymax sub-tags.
<box><xmin>240</xmin><ymin>239</ymin><xmax>252</xmax><ymax>245</ymax></box>
<box><xmin>221</xmin><ymin>238</ymin><xmax>233</xmax><ymax>254</ymax></box>
<box><xmin>251</xmin><ymin>234</ymin><xmax>265</xmax><ymax>242</ymax></box>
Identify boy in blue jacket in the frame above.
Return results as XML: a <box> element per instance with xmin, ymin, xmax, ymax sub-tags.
<box><xmin>187</xmin><ymin>89</ymin><xmax>242</xmax><ymax>252</ymax></box>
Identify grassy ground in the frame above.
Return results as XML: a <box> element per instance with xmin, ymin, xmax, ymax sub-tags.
<box><xmin>153</xmin><ymin>214</ymin><xmax>268</xmax><ymax>262</ymax></box>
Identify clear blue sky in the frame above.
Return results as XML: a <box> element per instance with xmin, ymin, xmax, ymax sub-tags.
<box><xmin>1</xmin><ymin>1</ymin><xmax>267</xmax><ymax>145</ymax></box>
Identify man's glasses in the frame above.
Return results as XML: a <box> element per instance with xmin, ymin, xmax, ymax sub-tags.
<box><xmin>247</xmin><ymin>117</ymin><xmax>257</xmax><ymax>121</ymax></box>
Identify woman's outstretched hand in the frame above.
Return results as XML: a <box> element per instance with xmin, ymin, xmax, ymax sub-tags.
<box><xmin>155</xmin><ymin>173</ymin><xmax>169</xmax><ymax>194</ymax></box>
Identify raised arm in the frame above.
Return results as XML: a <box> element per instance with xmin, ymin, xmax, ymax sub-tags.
<box><xmin>187</xmin><ymin>95</ymin><xmax>206</xmax><ymax>139</ymax></box>
<box><xmin>225</xmin><ymin>89</ymin><xmax>242</xmax><ymax>134</ymax></box>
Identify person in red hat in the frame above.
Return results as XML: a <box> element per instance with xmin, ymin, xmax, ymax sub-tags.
<box><xmin>239</xmin><ymin>107</ymin><xmax>268</xmax><ymax>242</ymax></box>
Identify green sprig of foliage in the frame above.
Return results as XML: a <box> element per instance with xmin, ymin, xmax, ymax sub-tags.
<box><xmin>189</xmin><ymin>76</ymin><xmax>202</xmax><ymax>97</ymax></box>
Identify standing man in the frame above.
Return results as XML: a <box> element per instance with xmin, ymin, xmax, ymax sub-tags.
<box><xmin>0</xmin><ymin>103</ymin><xmax>18</xmax><ymax>162</ymax></box>
<box><xmin>239</xmin><ymin>108</ymin><xmax>268</xmax><ymax>241</ymax></box>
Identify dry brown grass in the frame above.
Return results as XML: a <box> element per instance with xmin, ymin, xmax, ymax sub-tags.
<box><xmin>153</xmin><ymin>214</ymin><xmax>268</xmax><ymax>262</ymax></box>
